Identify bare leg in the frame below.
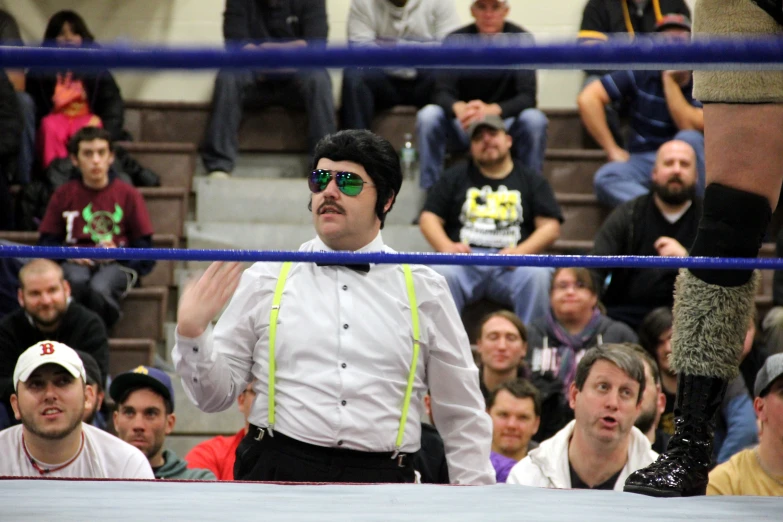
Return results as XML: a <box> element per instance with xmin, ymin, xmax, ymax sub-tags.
<box><xmin>625</xmin><ymin>0</ymin><xmax>783</xmax><ymax>497</ymax></box>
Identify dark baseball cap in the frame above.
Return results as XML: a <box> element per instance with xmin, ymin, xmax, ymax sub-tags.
<box><xmin>75</xmin><ymin>350</ymin><xmax>103</xmax><ymax>389</ymax></box>
<box><xmin>467</xmin><ymin>114</ymin><xmax>506</xmax><ymax>140</ymax></box>
<box><xmin>755</xmin><ymin>353</ymin><xmax>783</xmax><ymax>398</ymax></box>
<box><xmin>655</xmin><ymin>14</ymin><xmax>692</xmax><ymax>32</ymax></box>
<box><xmin>109</xmin><ymin>365</ymin><xmax>175</xmax><ymax>411</ymax></box>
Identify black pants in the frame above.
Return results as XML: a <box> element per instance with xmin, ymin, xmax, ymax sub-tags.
<box><xmin>234</xmin><ymin>426</ymin><xmax>416</xmax><ymax>483</ymax></box>
<box><xmin>340</xmin><ymin>68</ymin><xmax>434</xmax><ymax>130</ymax></box>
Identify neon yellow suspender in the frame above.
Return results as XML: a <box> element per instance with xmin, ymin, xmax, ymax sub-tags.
<box><xmin>267</xmin><ymin>261</ymin><xmax>421</xmax><ymax>457</ymax></box>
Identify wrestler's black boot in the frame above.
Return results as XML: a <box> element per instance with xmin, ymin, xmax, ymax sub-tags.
<box><xmin>624</xmin><ymin>374</ymin><xmax>727</xmax><ymax>497</ymax></box>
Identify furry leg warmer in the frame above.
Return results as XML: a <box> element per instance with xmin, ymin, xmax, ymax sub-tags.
<box><xmin>693</xmin><ymin>0</ymin><xmax>783</xmax><ymax>103</ymax></box>
<box><xmin>670</xmin><ymin>269</ymin><xmax>759</xmax><ymax>380</ymax></box>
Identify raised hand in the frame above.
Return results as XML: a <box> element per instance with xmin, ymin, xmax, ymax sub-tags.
<box><xmin>177</xmin><ymin>262</ymin><xmax>244</xmax><ymax>338</ymax></box>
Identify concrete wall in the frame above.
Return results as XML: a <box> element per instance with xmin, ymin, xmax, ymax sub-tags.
<box><xmin>1</xmin><ymin>0</ymin><xmax>696</xmax><ymax>108</ymax></box>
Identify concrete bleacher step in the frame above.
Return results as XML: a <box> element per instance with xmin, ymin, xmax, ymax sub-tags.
<box><xmin>193</xmin><ymin>177</ymin><xmax>425</xmax><ymax>226</ymax></box>
<box><xmin>139</xmin><ymin>186</ymin><xmax>189</xmax><ymax>239</ymax></box>
<box><xmin>543</xmin><ymin>149</ymin><xmax>605</xmax><ymax>194</ymax></box>
<box><xmin>108</xmin><ymin>338</ymin><xmax>156</xmax><ymax>377</ymax></box>
<box><xmin>113</xmin><ymin>287</ymin><xmax>168</xmax><ymax>342</ymax></box>
<box><xmin>124</xmin><ymin>101</ymin><xmax>588</xmax><ymax>153</ymax></box>
<box><xmin>185</xmin><ymin>222</ymin><xmax>432</xmax><ymax>254</ymax></box>
<box><xmin>117</xmin><ymin>141</ymin><xmax>197</xmax><ymax>192</ymax></box>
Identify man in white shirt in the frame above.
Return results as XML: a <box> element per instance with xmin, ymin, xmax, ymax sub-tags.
<box><xmin>0</xmin><ymin>340</ymin><xmax>153</xmax><ymax>479</ymax></box>
<box><xmin>341</xmin><ymin>0</ymin><xmax>462</xmax><ymax>130</ymax></box>
<box><xmin>507</xmin><ymin>344</ymin><xmax>657</xmax><ymax>490</ymax></box>
<box><xmin>173</xmin><ymin>129</ymin><xmax>495</xmax><ymax>485</ymax></box>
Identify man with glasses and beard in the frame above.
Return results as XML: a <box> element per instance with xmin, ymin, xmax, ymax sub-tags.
<box><xmin>0</xmin><ymin>259</ymin><xmax>109</xmax><ymax>428</ymax></box>
<box><xmin>590</xmin><ymin>140</ymin><xmax>701</xmax><ymax>330</ymax></box>
<box><xmin>0</xmin><ymin>341</ymin><xmax>152</xmax><ymax>478</ymax></box>
<box><xmin>173</xmin><ymin>129</ymin><xmax>494</xmax><ymax>485</ymax></box>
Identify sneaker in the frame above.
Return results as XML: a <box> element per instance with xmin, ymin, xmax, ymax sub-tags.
<box><xmin>208</xmin><ymin>171</ymin><xmax>231</xmax><ymax>180</ymax></box>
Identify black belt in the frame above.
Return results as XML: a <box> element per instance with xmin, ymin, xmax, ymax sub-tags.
<box><xmin>248</xmin><ymin>425</ymin><xmax>411</xmax><ymax>469</ymax></box>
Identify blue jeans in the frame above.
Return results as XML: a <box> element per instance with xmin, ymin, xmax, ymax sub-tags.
<box><xmin>432</xmin><ymin>257</ymin><xmax>553</xmax><ymax>324</ymax></box>
<box><xmin>593</xmin><ymin>130</ymin><xmax>706</xmax><ymax>208</ymax></box>
<box><xmin>201</xmin><ymin>69</ymin><xmax>336</xmax><ymax>172</ymax></box>
<box><xmin>416</xmin><ymin>104</ymin><xmax>549</xmax><ymax>189</ymax></box>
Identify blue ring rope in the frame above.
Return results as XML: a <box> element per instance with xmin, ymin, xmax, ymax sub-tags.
<box><xmin>1</xmin><ymin>38</ymin><xmax>782</xmax><ymax>71</ymax></box>
<box><xmin>0</xmin><ymin>245</ymin><xmax>780</xmax><ymax>270</ymax></box>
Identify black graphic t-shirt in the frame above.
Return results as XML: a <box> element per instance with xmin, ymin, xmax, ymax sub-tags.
<box><xmin>423</xmin><ymin>160</ymin><xmax>563</xmax><ymax>249</ymax></box>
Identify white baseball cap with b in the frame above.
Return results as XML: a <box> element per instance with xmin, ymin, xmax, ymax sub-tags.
<box><xmin>13</xmin><ymin>341</ymin><xmax>87</xmax><ymax>391</ymax></box>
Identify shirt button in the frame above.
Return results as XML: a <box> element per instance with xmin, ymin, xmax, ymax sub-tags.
<box><xmin>343</xmin><ymin>324</ymin><xmax>349</xmax><ymax>330</ymax></box>
<box><xmin>337</xmin><ymin>440</ymin><xmax>344</xmax><ymax>446</ymax></box>
<box><xmin>341</xmin><ymin>400</ymin><xmax>347</xmax><ymax>406</ymax></box>
<box><xmin>192</xmin><ymin>346</ymin><xmax>199</xmax><ymax>353</ymax></box>
<box><xmin>192</xmin><ymin>377</ymin><xmax>198</xmax><ymax>382</ymax></box>
<box><xmin>342</xmin><ymin>285</ymin><xmax>348</xmax><ymax>291</ymax></box>
<box><xmin>341</xmin><ymin>363</ymin><xmax>347</xmax><ymax>369</ymax></box>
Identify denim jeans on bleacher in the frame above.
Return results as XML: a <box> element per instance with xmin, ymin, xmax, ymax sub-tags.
<box><xmin>416</xmin><ymin>104</ymin><xmax>549</xmax><ymax>190</ymax></box>
<box><xmin>432</xmin><ymin>247</ymin><xmax>553</xmax><ymax>324</ymax></box>
<box><xmin>201</xmin><ymin>69</ymin><xmax>336</xmax><ymax>173</ymax></box>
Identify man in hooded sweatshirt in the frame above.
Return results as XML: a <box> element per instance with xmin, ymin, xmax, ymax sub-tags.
<box><xmin>110</xmin><ymin>365</ymin><xmax>216</xmax><ymax>481</ymax></box>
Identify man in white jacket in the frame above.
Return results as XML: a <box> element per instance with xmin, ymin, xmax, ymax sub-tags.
<box><xmin>507</xmin><ymin>344</ymin><xmax>657</xmax><ymax>490</ymax></box>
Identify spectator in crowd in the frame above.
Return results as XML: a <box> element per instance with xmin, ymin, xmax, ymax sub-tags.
<box><xmin>0</xmin><ymin>68</ymin><xmax>21</xmax><ymax>231</ymax></box>
<box><xmin>341</xmin><ymin>0</ymin><xmax>461</xmax><ymax>131</ymax></box>
<box><xmin>578</xmin><ymin>0</ymin><xmax>690</xmax><ymax>43</ymax></box>
<box><xmin>761</xmin><ymin>228</ymin><xmax>783</xmax><ymax>357</ymax></box>
<box><xmin>627</xmin><ymin>343</ymin><xmax>669</xmax><ymax>453</ymax></box>
<box><xmin>487</xmin><ymin>379</ymin><xmax>541</xmax><ymax>483</ymax></box>
<box><xmin>0</xmin><ymin>259</ymin><xmax>110</xmax><ymax>427</ymax></box>
<box><xmin>417</xmin><ymin>0</ymin><xmax>548</xmax><ymax>190</ymax></box>
<box><xmin>577</xmin><ymin>1</ymin><xmax>692</xmax><ymax>129</ymax></box>
<box><xmin>27</xmin><ymin>11</ymin><xmax>125</xmax><ymax>168</ymax></box>
<box><xmin>740</xmin><ymin>308</ymin><xmax>769</xmax><ymax>400</ymax></box>
<box><xmin>507</xmin><ymin>344</ymin><xmax>657</xmax><ymax>489</ymax></box>
<box><xmin>637</xmin><ymin>306</ymin><xmax>758</xmax><ymax>463</ymax></box>
<box><xmin>419</xmin><ymin>116</ymin><xmax>562</xmax><ymax>324</ymax></box>
<box><xmin>526</xmin><ymin>267</ymin><xmax>638</xmax><ymax>395</ymax></box>
<box><xmin>476</xmin><ymin>310</ymin><xmax>529</xmax><ymax>397</ymax></box>
<box><xmin>1</xmin><ymin>9</ymin><xmax>38</xmax><ymax>188</ymax></box>
<box><xmin>713</xmin><ymin>317</ymin><xmax>759</xmax><ymax>465</ymax></box>
<box><xmin>412</xmin><ymin>393</ymin><xmax>450</xmax><ymax>484</ymax></box>
<box><xmin>476</xmin><ymin>310</ymin><xmax>570</xmax><ymax>443</ymax></box>
<box><xmin>0</xmin><ymin>341</ymin><xmax>153</xmax><ymax>478</ymax></box>
<box><xmin>201</xmin><ymin>0</ymin><xmax>336</xmax><ymax>178</ymax></box>
<box><xmin>75</xmin><ymin>350</ymin><xmax>107</xmax><ymax>431</ymax></box>
<box><xmin>37</xmin><ymin>127</ymin><xmax>155</xmax><ymax>329</ymax></box>
<box><xmin>578</xmin><ymin>16</ymin><xmax>705</xmax><ymax>208</ymax></box>
<box><xmin>175</xmin><ymin>130</ymin><xmax>494</xmax><ymax>484</ymax></box>
<box><xmin>0</xmin><ymin>240</ymin><xmax>23</xmax><ymax>320</ymax></box>
<box><xmin>707</xmin><ymin>353</ymin><xmax>783</xmax><ymax>497</ymax></box>
<box><xmin>111</xmin><ymin>365</ymin><xmax>216</xmax><ymax>480</ymax></box>
<box><xmin>185</xmin><ymin>381</ymin><xmax>256</xmax><ymax>480</ymax></box>
<box><xmin>637</xmin><ymin>307</ymin><xmax>676</xmax><ymax>435</ymax></box>
<box><xmin>708</xmin><ymin>353</ymin><xmax>783</xmax><ymax>496</ymax></box>
<box><xmin>590</xmin><ymin>140</ymin><xmax>701</xmax><ymax>330</ymax></box>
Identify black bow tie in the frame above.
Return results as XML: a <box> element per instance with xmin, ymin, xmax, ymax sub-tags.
<box><xmin>316</xmin><ymin>262</ymin><xmax>371</xmax><ymax>273</ymax></box>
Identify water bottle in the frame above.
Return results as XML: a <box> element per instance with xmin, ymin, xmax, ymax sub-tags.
<box><xmin>400</xmin><ymin>133</ymin><xmax>417</xmax><ymax>180</ymax></box>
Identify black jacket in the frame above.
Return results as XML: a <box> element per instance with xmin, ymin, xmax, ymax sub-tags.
<box><xmin>434</xmin><ymin>22</ymin><xmax>536</xmax><ymax>118</ymax></box>
<box><xmin>26</xmin><ymin>68</ymin><xmax>125</xmax><ymax>142</ymax></box>
<box><xmin>0</xmin><ymin>302</ymin><xmax>110</xmax><ymax>409</ymax></box>
<box><xmin>223</xmin><ymin>0</ymin><xmax>328</xmax><ymax>45</ymax></box>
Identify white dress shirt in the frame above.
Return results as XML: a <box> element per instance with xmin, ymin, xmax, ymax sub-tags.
<box><xmin>173</xmin><ymin>233</ymin><xmax>495</xmax><ymax>485</ymax></box>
